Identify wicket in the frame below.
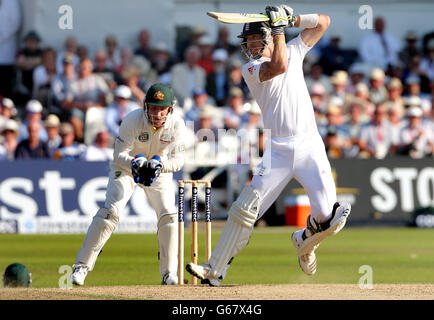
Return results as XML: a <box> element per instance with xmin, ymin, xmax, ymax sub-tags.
<box><xmin>177</xmin><ymin>180</ymin><xmax>212</xmax><ymax>285</ymax></box>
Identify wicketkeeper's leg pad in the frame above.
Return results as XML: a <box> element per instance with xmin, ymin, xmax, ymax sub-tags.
<box><xmin>208</xmin><ymin>186</ymin><xmax>260</xmax><ymax>277</ymax></box>
<box><xmin>157</xmin><ymin>213</ymin><xmax>178</xmax><ymax>278</ymax></box>
<box><xmin>75</xmin><ymin>208</ymin><xmax>118</xmax><ymax>271</ymax></box>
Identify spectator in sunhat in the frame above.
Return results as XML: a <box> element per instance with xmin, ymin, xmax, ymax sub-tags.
<box><xmin>399</xmin><ymin>105</ymin><xmax>433</xmax><ymax>158</ymax></box>
<box><xmin>18</xmin><ymin>99</ymin><xmax>48</xmax><ymax>142</ymax></box>
<box><xmin>0</xmin><ymin>119</ymin><xmax>20</xmax><ymax>160</ymax></box>
<box><xmin>369</xmin><ymin>68</ymin><xmax>388</xmax><ymax>105</ymax></box>
<box><xmin>105</xmin><ymin>85</ymin><xmax>140</xmax><ymax>137</ymax></box>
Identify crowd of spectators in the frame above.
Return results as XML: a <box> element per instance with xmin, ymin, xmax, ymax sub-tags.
<box><xmin>0</xmin><ymin>3</ymin><xmax>433</xmax><ymax>163</ymax></box>
<box><xmin>306</xmin><ymin>17</ymin><xmax>434</xmax><ymax>159</ymax></box>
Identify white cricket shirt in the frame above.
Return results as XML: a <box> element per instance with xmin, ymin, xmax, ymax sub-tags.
<box><xmin>242</xmin><ymin>34</ymin><xmax>317</xmax><ymax>137</ymax></box>
<box><xmin>112</xmin><ymin>108</ymin><xmax>186</xmax><ymax>173</ymax></box>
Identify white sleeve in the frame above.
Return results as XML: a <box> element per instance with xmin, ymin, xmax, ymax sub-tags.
<box><xmin>242</xmin><ymin>61</ymin><xmax>263</xmax><ymax>84</ymax></box>
<box><xmin>113</xmin><ymin>114</ymin><xmax>137</xmax><ymax>171</ymax></box>
<box><xmin>288</xmin><ymin>34</ymin><xmax>312</xmax><ymax>59</ymax></box>
<box><xmin>161</xmin><ymin>119</ymin><xmax>186</xmax><ymax>173</ymax></box>
<box><xmin>242</xmin><ymin>35</ymin><xmax>309</xmax><ymax>84</ymax></box>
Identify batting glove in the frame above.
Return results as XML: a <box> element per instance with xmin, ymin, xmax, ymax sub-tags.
<box><xmin>281</xmin><ymin>5</ymin><xmax>295</xmax><ymax>28</ymax></box>
<box><xmin>266</xmin><ymin>5</ymin><xmax>289</xmax><ymax>35</ymax></box>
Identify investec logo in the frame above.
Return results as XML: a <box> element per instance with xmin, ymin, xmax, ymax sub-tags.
<box><xmin>0</xmin><ymin>171</ymin><xmax>108</xmax><ymax>218</ymax></box>
<box><xmin>0</xmin><ymin>170</ymin><xmax>156</xmax><ymax>230</ymax></box>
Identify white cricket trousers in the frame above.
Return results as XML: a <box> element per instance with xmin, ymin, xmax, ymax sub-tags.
<box><xmin>252</xmin><ymin>131</ymin><xmax>337</xmax><ymax>223</ymax></box>
<box><xmin>104</xmin><ymin>169</ymin><xmax>176</xmax><ymax>220</ymax></box>
<box><xmin>76</xmin><ymin>168</ymin><xmax>178</xmax><ymax>278</ymax></box>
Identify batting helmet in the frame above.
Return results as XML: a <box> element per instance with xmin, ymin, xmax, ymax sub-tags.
<box><xmin>3</xmin><ymin>263</ymin><xmax>31</xmax><ymax>287</ymax></box>
<box><xmin>237</xmin><ymin>21</ymin><xmax>272</xmax><ymax>60</ymax></box>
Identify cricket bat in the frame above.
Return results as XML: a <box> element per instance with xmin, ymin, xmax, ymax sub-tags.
<box><xmin>207</xmin><ymin>11</ymin><xmax>269</xmax><ymax>24</ymax></box>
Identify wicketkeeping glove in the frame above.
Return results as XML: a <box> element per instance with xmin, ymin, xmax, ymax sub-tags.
<box><xmin>131</xmin><ymin>154</ymin><xmax>147</xmax><ymax>184</ymax></box>
<box><xmin>147</xmin><ymin>155</ymin><xmax>163</xmax><ymax>182</ymax></box>
<box><xmin>136</xmin><ymin>155</ymin><xmax>163</xmax><ymax>187</ymax></box>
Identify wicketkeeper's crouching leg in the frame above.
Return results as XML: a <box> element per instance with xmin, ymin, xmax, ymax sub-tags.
<box><xmin>71</xmin><ymin>207</ymin><xmax>119</xmax><ymax>285</ymax></box>
<box><xmin>75</xmin><ymin>208</ymin><xmax>118</xmax><ymax>270</ymax></box>
<box><xmin>157</xmin><ymin>212</ymin><xmax>179</xmax><ymax>285</ymax></box>
<box><xmin>186</xmin><ymin>186</ymin><xmax>260</xmax><ymax>285</ymax></box>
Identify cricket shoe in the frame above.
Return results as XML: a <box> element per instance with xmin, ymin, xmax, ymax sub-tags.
<box><xmin>200</xmin><ymin>278</ymin><xmax>221</xmax><ymax>287</ymax></box>
<box><xmin>291</xmin><ymin>202</ymin><xmax>351</xmax><ymax>274</ymax></box>
<box><xmin>292</xmin><ymin>230</ymin><xmax>318</xmax><ymax>275</ymax></box>
<box><xmin>161</xmin><ymin>273</ymin><xmax>178</xmax><ymax>285</ymax></box>
<box><xmin>186</xmin><ymin>263</ymin><xmax>221</xmax><ymax>285</ymax></box>
<box><xmin>200</xmin><ymin>257</ymin><xmax>233</xmax><ymax>287</ymax></box>
<box><xmin>71</xmin><ymin>264</ymin><xmax>88</xmax><ymax>286</ymax></box>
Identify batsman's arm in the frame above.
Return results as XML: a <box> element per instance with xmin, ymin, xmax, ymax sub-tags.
<box><xmin>259</xmin><ymin>6</ymin><xmax>289</xmax><ymax>82</ymax></box>
<box><xmin>298</xmin><ymin>14</ymin><xmax>331</xmax><ymax>47</ymax></box>
<box><xmin>259</xmin><ymin>32</ymin><xmax>287</xmax><ymax>82</ymax></box>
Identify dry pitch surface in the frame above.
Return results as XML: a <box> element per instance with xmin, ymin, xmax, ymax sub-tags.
<box><xmin>1</xmin><ymin>284</ymin><xmax>433</xmax><ymax>300</ymax></box>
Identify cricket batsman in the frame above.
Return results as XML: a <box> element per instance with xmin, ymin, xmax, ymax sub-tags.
<box><xmin>187</xmin><ymin>5</ymin><xmax>351</xmax><ymax>285</ymax></box>
<box><xmin>71</xmin><ymin>83</ymin><xmax>186</xmax><ymax>286</ymax></box>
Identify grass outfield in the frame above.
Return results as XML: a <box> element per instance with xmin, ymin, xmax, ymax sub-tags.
<box><xmin>0</xmin><ymin>227</ymin><xmax>433</xmax><ymax>288</ymax></box>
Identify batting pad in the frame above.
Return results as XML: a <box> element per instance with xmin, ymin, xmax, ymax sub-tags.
<box><xmin>157</xmin><ymin>213</ymin><xmax>178</xmax><ymax>277</ymax></box>
<box><xmin>75</xmin><ymin>208</ymin><xmax>118</xmax><ymax>271</ymax></box>
<box><xmin>208</xmin><ymin>186</ymin><xmax>260</xmax><ymax>276</ymax></box>
<box><xmin>229</xmin><ymin>186</ymin><xmax>261</xmax><ymax>228</ymax></box>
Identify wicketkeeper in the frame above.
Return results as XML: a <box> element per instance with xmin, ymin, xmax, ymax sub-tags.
<box><xmin>71</xmin><ymin>83</ymin><xmax>186</xmax><ymax>286</ymax></box>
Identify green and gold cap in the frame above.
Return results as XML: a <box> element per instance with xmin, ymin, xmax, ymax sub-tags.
<box><xmin>144</xmin><ymin>83</ymin><xmax>175</xmax><ymax>108</ymax></box>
